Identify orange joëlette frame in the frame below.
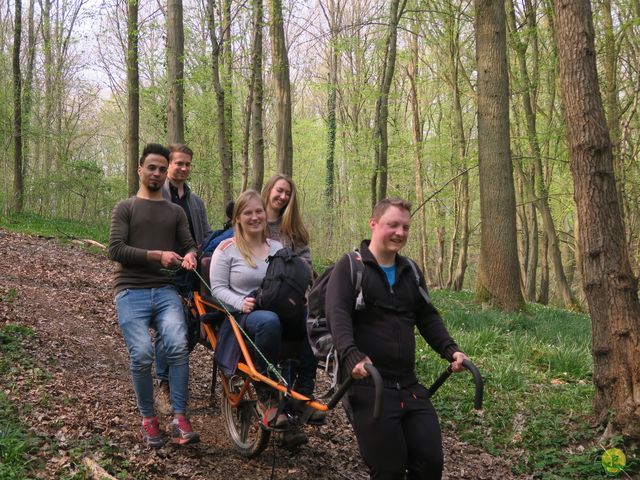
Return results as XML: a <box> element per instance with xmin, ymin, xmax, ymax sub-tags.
<box><xmin>192</xmin><ymin>292</ymin><xmax>329</xmax><ymax>413</ymax></box>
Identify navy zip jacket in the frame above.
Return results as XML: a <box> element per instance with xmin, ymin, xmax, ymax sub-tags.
<box><xmin>326</xmin><ymin>240</ymin><xmax>460</xmax><ymax>387</ymax></box>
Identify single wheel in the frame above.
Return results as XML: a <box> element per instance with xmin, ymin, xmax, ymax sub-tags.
<box><xmin>221</xmin><ymin>375</ymin><xmax>271</xmax><ymax>457</ymax></box>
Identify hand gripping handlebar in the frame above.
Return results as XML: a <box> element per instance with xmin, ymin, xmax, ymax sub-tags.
<box><xmin>426</xmin><ymin>358</ymin><xmax>483</xmax><ymax>410</ymax></box>
<box><xmin>326</xmin><ymin>363</ymin><xmax>384</xmax><ymax>419</ymax></box>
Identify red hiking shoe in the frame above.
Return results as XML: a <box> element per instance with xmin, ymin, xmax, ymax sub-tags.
<box><xmin>170</xmin><ymin>417</ymin><xmax>200</xmax><ymax>445</ymax></box>
<box><xmin>141</xmin><ymin>417</ymin><xmax>165</xmax><ymax>448</ymax></box>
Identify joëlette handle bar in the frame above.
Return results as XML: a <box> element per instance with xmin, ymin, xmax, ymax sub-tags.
<box><xmin>426</xmin><ymin>359</ymin><xmax>483</xmax><ymax>410</ymax></box>
<box><xmin>326</xmin><ymin>363</ymin><xmax>383</xmax><ymax>420</ymax></box>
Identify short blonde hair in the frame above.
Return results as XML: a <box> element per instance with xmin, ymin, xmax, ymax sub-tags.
<box><xmin>371</xmin><ymin>198</ymin><xmax>412</xmax><ymax>221</ymax></box>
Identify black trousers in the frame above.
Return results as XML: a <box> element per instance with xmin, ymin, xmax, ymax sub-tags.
<box><xmin>344</xmin><ymin>383</ymin><xmax>444</xmax><ymax>480</ymax></box>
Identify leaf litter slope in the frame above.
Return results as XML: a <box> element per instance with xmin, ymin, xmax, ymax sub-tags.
<box><xmin>0</xmin><ymin>229</ymin><xmax>520</xmax><ymax>479</ymax></box>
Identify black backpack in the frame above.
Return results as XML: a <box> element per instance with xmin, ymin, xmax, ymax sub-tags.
<box><xmin>306</xmin><ymin>251</ymin><xmax>431</xmax><ymax>360</ymax></box>
<box><xmin>257</xmin><ymin>247</ymin><xmax>312</xmax><ymax>338</ymax></box>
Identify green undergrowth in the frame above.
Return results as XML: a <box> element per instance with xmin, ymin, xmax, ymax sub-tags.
<box><xmin>0</xmin><ymin>325</ymin><xmax>40</xmax><ymax>479</ymax></box>
<box><xmin>0</xmin><ymin>212</ymin><xmax>109</xmax><ymax>247</ymax></box>
<box><xmin>0</xmin><ymin>324</ymin><xmax>140</xmax><ymax>479</ymax></box>
<box><xmin>419</xmin><ymin>290</ymin><xmax>638</xmax><ymax>479</ymax></box>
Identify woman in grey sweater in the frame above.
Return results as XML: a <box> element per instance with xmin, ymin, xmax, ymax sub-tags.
<box><xmin>209</xmin><ymin>190</ymin><xmax>286</xmax><ymax>427</ymax></box>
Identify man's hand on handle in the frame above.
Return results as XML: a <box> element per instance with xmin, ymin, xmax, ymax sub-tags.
<box><xmin>451</xmin><ymin>351</ymin><xmax>469</xmax><ymax>373</ymax></box>
<box><xmin>351</xmin><ymin>356</ymin><xmax>373</xmax><ymax>379</ymax></box>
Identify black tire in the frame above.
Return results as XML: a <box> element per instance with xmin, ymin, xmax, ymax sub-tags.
<box><xmin>221</xmin><ymin>375</ymin><xmax>271</xmax><ymax>458</ymax></box>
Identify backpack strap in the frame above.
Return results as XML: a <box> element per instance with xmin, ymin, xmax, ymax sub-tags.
<box><xmin>405</xmin><ymin>258</ymin><xmax>432</xmax><ymax>304</ymax></box>
<box><xmin>346</xmin><ymin>250</ymin><xmax>366</xmax><ymax>310</ymax></box>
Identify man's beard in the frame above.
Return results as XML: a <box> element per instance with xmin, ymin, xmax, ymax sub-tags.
<box><xmin>147</xmin><ymin>182</ymin><xmax>162</xmax><ymax>192</ymax></box>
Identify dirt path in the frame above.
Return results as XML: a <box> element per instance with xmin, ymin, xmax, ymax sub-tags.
<box><xmin>0</xmin><ymin>229</ymin><xmax>521</xmax><ymax>479</ymax></box>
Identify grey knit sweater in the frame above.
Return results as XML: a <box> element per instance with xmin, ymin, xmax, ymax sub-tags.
<box><xmin>209</xmin><ymin>238</ymin><xmax>283</xmax><ymax>311</ymax></box>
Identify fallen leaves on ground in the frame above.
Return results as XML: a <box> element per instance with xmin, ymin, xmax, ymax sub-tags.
<box><xmin>0</xmin><ymin>229</ymin><xmax>522</xmax><ymax>479</ymax></box>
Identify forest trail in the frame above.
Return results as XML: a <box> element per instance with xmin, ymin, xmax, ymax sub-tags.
<box><xmin>0</xmin><ymin>229</ymin><xmax>522</xmax><ymax>479</ymax></box>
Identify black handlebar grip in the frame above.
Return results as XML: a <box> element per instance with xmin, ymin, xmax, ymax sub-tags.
<box><xmin>325</xmin><ymin>363</ymin><xmax>384</xmax><ymax>420</ymax></box>
<box><xmin>364</xmin><ymin>363</ymin><xmax>383</xmax><ymax>420</ymax></box>
<box><xmin>461</xmin><ymin>359</ymin><xmax>484</xmax><ymax>410</ymax></box>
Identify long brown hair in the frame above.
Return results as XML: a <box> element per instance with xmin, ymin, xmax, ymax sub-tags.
<box><xmin>261</xmin><ymin>173</ymin><xmax>309</xmax><ymax>247</ymax></box>
<box><xmin>232</xmin><ymin>190</ymin><xmax>268</xmax><ymax>268</ymax></box>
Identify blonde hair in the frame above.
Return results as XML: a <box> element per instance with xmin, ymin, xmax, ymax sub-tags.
<box><xmin>232</xmin><ymin>190</ymin><xmax>268</xmax><ymax>268</ymax></box>
<box><xmin>261</xmin><ymin>174</ymin><xmax>309</xmax><ymax>247</ymax></box>
<box><xmin>371</xmin><ymin>198</ymin><xmax>412</xmax><ymax>221</ymax></box>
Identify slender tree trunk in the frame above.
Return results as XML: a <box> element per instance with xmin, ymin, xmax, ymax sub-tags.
<box><xmin>371</xmin><ymin>0</ymin><xmax>405</xmax><ymax>207</ymax></box>
<box><xmin>435</xmin><ymin>225</ymin><xmax>445</xmax><ymax>287</ymax></box>
<box><xmin>475</xmin><ymin>0</ymin><xmax>523</xmax><ymax>310</ymax></box>
<box><xmin>268</xmin><ymin>0</ymin><xmax>292</xmax><ymax>175</ymax></box>
<box><xmin>207</xmin><ymin>0</ymin><xmax>233</xmax><ymax>206</ymax></box>
<box><xmin>601</xmin><ymin>0</ymin><xmax>625</xmax><ymax>226</ymax></box>
<box><xmin>538</xmin><ymin>231</ymin><xmax>549</xmax><ymax>304</ymax></box>
<box><xmin>320</xmin><ymin>0</ymin><xmax>341</xmax><ymax>208</ymax></box>
<box><xmin>167</xmin><ymin>0</ymin><xmax>185</xmax><ymax>144</ymax></box>
<box><xmin>21</xmin><ymin>0</ymin><xmax>36</xmax><ymax>185</ymax></box>
<box><xmin>250</xmin><ymin>0</ymin><xmax>264</xmax><ymax>191</ymax></box>
<box><xmin>555</xmin><ymin>0</ymin><xmax>640</xmax><ymax>440</ymax></box>
<box><xmin>241</xmin><ymin>75</ymin><xmax>253</xmax><ymax>193</ymax></box>
<box><xmin>41</xmin><ymin>0</ymin><xmax>53</xmax><ymax>178</ymax></box>
<box><xmin>222</xmin><ymin>0</ymin><xmax>233</xmax><ymax>163</ymax></box>
<box><xmin>525</xmin><ymin>202</ymin><xmax>538</xmax><ymax>301</ymax></box>
<box><xmin>13</xmin><ymin>0</ymin><xmax>23</xmax><ymax>212</ymax></box>
<box><xmin>126</xmin><ymin>0</ymin><xmax>139</xmax><ymax>196</ymax></box>
<box><xmin>407</xmin><ymin>23</ymin><xmax>430</xmax><ymax>282</ymax></box>
<box><xmin>448</xmin><ymin>6</ymin><xmax>470</xmax><ymax>291</ymax></box>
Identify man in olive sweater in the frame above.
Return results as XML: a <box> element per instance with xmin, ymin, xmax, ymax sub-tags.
<box><xmin>326</xmin><ymin>198</ymin><xmax>469</xmax><ymax>480</ymax></box>
<box><xmin>109</xmin><ymin>143</ymin><xmax>199</xmax><ymax>448</ymax></box>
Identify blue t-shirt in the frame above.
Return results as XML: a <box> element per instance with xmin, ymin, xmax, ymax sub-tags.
<box><xmin>380</xmin><ymin>264</ymin><xmax>396</xmax><ymax>287</ymax></box>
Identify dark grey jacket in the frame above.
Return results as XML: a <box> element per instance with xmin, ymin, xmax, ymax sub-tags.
<box><xmin>162</xmin><ymin>181</ymin><xmax>212</xmax><ymax>246</ymax></box>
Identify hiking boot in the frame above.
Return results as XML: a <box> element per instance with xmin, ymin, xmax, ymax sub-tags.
<box><xmin>280</xmin><ymin>428</ymin><xmax>309</xmax><ymax>449</ymax></box>
<box><xmin>170</xmin><ymin>417</ymin><xmax>200</xmax><ymax>445</ymax></box>
<box><xmin>288</xmin><ymin>398</ymin><xmax>327</xmax><ymax>426</ymax></box>
<box><xmin>154</xmin><ymin>380</ymin><xmax>172</xmax><ymax>416</ymax></box>
<box><xmin>307</xmin><ymin>409</ymin><xmax>327</xmax><ymax>426</ymax></box>
<box><xmin>256</xmin><ymin>397</ymin><xmax>288</xmax><ymax>429</ymax></box>
<box><xmin>141</xmin><ymin>417</ymin><xmax>165</xmax><ymax>448</ymax></box>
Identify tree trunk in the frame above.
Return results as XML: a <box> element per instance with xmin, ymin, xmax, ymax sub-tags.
<box><xmin>126</xmin><ymin>0</ymin><xmax>139</xmax><ymax>196</ymax></box>
<box><xmin>320</xmin><ymin>0</ymin><xmax>341</xmax><ymax>208</ymax></box>
<box><xmin>555</xmin><ymin>0</ymin><xmax>640</xmax><ymax>440</ymax></box>
<box><xmin>448</xmin><ymin>6</ymin><xmax>470</xmax><ymax>291</ymax></box>
<box><xmin>407</xmin><ymin>22</ymin><xmax>430</xmax><ymax>283</ymax></box>
<box><xmin>508</xmin><ymin>0</ymin><xmax>577</xmax><ymax>308</ymax></box>
<box><xmin>268</xmin><ymin>0</ymin><xmax>292</xmax><ymax>175</ymax></box>
<box><xmin>222</xmin><ymin>0</ymin><xmax>233</xmax><ymax>164</ymax></box>
<box><xmin>21</xmin><ymin>0</ymin><xmax>36</xmax><ymax>186</ymax></box>
<box><xmin>250</xmin><ymin>0</ymin><xmax>264</xmax><ymax>192</ymax></box>
<box><xmin>241</xmin><ymin>74</ymin><xmax>253</xmax><ymax>193</ymax></box>
<box><xmin>167</xmin><ymin>0</ymin><xmax>185</xmax><ymax>144</ymax></box>
<box><xmin>371</xmin><ymin>0</ymin><xmax>405</xmax><ymax>206</ymax></box>
<box><xmin>537</xmin><ymin>230</ymin><xmax>549</xmax><ymax>304</ymax></box>
<box><xmin>13</xmin><ymin>0</ymin><xmax>23</xmax><ymax>213</ymax></box>
<box><xmin>207</xmin><ymin>0</ymin><xmax>233</xmax><ymax>206</ymax></box>
<box><xmin>601</xmin><ymin>0</ymin><xmax>624</xmax><ymax>218</ymax></box>
<box><xmin>525</xmin><ymin>201</ymin><xmax>538</xmax><ymax>301</ymax></box>
<box><xmin>475</xmin><ymin>0</ymin><xmax>523</xmax><ymax>310</ymax></box>
<box><xmin>41</xmin><ymin>0</ymin><xmax>53</xmax><ymax>178</ymax></box>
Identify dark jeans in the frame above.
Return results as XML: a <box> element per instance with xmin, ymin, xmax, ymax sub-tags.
<box><xmin>344</xmin><ymin>383</ymin><xmax>444</xmax><ymax>480</ymax></box>
<box><xmin>281</xmin><ymin>335</ymin><xmax>318</xmax><ymax>396</ymax></box>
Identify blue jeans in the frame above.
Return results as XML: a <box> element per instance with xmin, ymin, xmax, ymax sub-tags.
<box><xmin>244</xmin><ymin>310</ymin><xmax>282</xmax><ymax>378</ymax></box>
<box><xmin>115</xmin><ymin>286</ymin><xmax>190</xmax><ymax>417</ymax></box>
